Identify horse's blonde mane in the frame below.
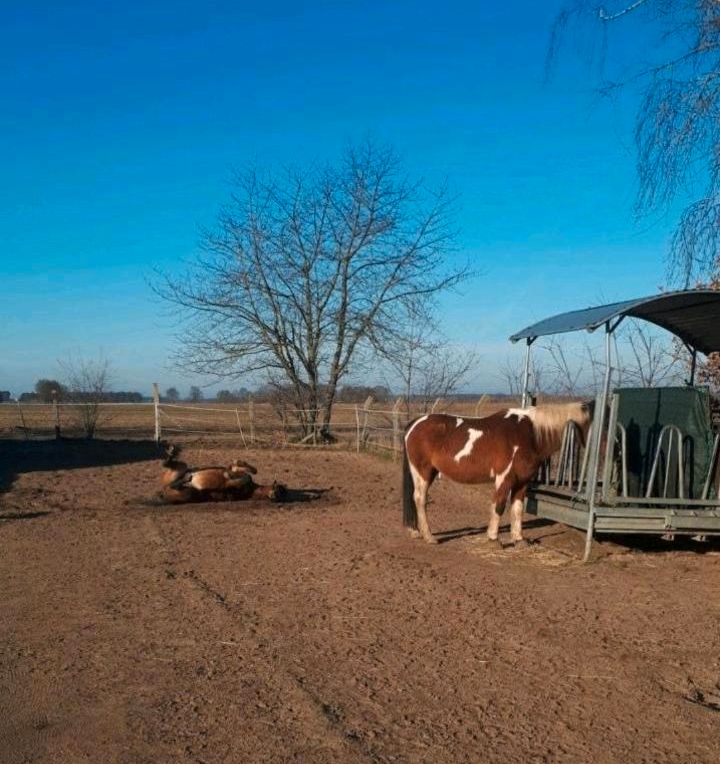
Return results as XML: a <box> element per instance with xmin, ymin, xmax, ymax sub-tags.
<box><xmin>507</xmin><ymin>402</ymin><xmax>592</xmax><ymax>456</ymax></box>
<box><xmin>532</xmin><ymin>401</ymin><xmax>589</xmax><ymax>433</ymax></box>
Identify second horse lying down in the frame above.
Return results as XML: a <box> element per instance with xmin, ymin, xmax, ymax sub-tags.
<box><xmin>402</xmin><ymin>401</ymin><xmax>594</xmax><ymax>546</ymax></box>
<box><xmin>160</xmin><ymin>445</ymin><xmax>287</xmax><ymax>504</ymax></box>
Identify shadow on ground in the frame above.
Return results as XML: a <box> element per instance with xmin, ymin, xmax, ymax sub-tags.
<box><xmin>597</xmin><ymin>532</ymin><xmax>720</xmax><ymax>555</ymax></box>
<box><xmin>436</xmin><ymin>517</ymin><xmax>720</xmax><ymax>557</ymax></box>
<box><xmin>434</xmin><ymin>517</ymin><xmax>556</xmax><ymax>544</ymax></box>
<box><xmin>127</xmin><ymin>487</ymin><xmax>335</xmax><ymax>512</ymax></box>
<box><xmin>0</xmin><ymin>438</ymin><xmax>162</xmax><ymax>494</ymax></box>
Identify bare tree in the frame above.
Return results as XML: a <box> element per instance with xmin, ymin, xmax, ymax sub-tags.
<box><xmin>549</xmin><ymin>1</ymin><xmax>720</xmax><ymax>284</ymax></box>
<box><xmin>59</xmin><ymin>356</ymin><xmax>113</xmax><ymax>438</ymax></box>
<box><xmin>34</xmin><ymin>378</ymin><xmax>67</xmax><ymax>402</ymax></box>
<box><xmin>690</xmin><ymin>274</ymin><xmax>720</xmax><ymax>391</ymax></box>
<box><xmin>156</xmin><ymin>141</ymin><xmax>465</xmax><ymax>436</ymax></box>
<box><xmin>413</xmin><ymin>346</ymin><xmax>477</xmax><ymax>412</ymax></box>
<box><xmin>383</xmin><ymin>325</ymin><xmax>477</xmax><ymax>417</ymax></box>
<box><xmin>498</xmin><ymin>354</ymin><xmax>524</xmax><ymax>397</ymax></box>
<box><xmin>498</xmin><ymin>353</ymin><xmax>547</xmax><ymax>399</ymax></box>
<box><xmin>188</xmin><ymin>385</ymin><xmax>204</xmax><ymax>402</ymax></box>
<box><xmin>543</xmin><ymin>339</ymin><xmax>587</xmax><ymax>396</ymax></box>
<box><xmin>619</xmin><ymin>319</ymin><xmax>686</xmax><ymax>387</ymax></box>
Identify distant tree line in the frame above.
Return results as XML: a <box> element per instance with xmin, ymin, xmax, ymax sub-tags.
<box><xmin>9</xmin><ymin>379</ymin><xmax>486</xmax><ymax>407</ymax></box>
<box><xmin>14</xmin><ymin>378</ymin><xmax>144</xmax><ymax>403</ymax></box>
<box><xmin>7</xmin><ymin>380</ymin><xmax>501</xmax><ymax>406</ymax></box>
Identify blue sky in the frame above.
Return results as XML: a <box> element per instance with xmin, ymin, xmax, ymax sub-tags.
<box><xmin>1</xmin><ymin>1</ymin><xmax>674</xmax><ymax>396</ymax></box>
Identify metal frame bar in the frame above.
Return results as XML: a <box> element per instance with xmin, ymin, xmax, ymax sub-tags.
<box><xmin>684</xmin><ymin>342</ymin><xmax>698</xmax><ymax>386</ymax></box>
<box><xmin>576</xmin><ymin>422</ymin><xmax>592</xmax><ymax>495</ymax></box>
<box><xmin>603</xmin><ymin>495</ymin><xmax>720</xmax><ymax>507</ymax></box>
<box><xmin>600</xmin><ymin>393</ymin><xmax>619</xmax><ymax>502</ymax></box>
<box><xmin>702</xmin><ymin>433</ymin><xmax>720</xmax><ymax>500</ymax></box>
<box><xmin>555</xmin><ymin>421</ymin><xmax>581</xmax><ymax>488</ymax></box>
<box><xmin>645</xmin><ymin>425</ymin><xmax>685</xmax><ymax>499</ymax></box>
<box><xmin>583</xmin><ymin>323</ymin><xmax>615</xmax><ymax>561</ymax></box>
<box><xmin>615</xmin><ymin>422</ymin><xmax>629</xmax><ymax>498</ymax></box>
<box><xmin>520</xmin><ymin>337</ymin><xmax>536</xmax><ymax>408</ymax></box>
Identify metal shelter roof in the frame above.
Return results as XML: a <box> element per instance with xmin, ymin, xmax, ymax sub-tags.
<box><xmin>509</xmin><ymin>290</ymin><xmax>720</xmax><ymax>355</ymax></box>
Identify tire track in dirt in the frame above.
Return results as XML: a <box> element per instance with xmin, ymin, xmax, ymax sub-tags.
<box><xmin>180</xmin><ymin>564</ymin><xmax>389</xmax><ymax>763</ymax></box>
<box><xmin>0</xmin><ymin>642</ymin><xmax>56</xmax><ymax>764</ymax></box>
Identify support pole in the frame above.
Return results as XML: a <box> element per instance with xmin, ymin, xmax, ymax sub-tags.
<box><xmin>521</xmin><ymin>338</ymin><xmax>534</xmax><ymax>408</ymax></box>
<box><xmin>583</xmin><ymin>327</ymin><xmax>613</xmax><ymax>562</ymax></box>
<box><xmin>689</xmin><ymin>348</ymin><xmax>697</xmax><ymax>386</ymax></box>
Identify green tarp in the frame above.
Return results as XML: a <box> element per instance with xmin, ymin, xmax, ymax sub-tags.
<box><xmin>614</xmin><ymin>387</ymin><xmax>715</xmax><ymax>499</ymax></box>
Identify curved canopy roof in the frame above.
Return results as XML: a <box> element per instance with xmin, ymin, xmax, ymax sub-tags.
<box><xmin>509</xmin><ymin>290</ymin><xmax>720</xmax><ymax>354</ymax></box>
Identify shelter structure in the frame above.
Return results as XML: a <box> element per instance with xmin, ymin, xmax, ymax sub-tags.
<box><xmin>510</xmin><ymin>290</ymin><xmax>720</xmax><ymax>560</ymax></box>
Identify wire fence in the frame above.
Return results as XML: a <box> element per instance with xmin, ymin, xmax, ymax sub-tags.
<box><xmin>1</xmin><ymin>394</ymin><xmax>509</xmax><ymax>457</ymax></box>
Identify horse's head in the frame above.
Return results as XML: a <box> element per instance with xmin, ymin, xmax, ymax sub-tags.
<box><xmin>532</xmin><ymin>401</ymin><xmax>596</xmax><ymax>457</ymax></box>
<box><xmin>576</xmin><ymin>400</ymin><xmax>595</xmax><ymax>445</ymax></box>
<box><xmin>161</xmin><ymin>443</ymin><xmax>184</xmax><ymax>467</ymax></box>
<box><xmin>269</xmin><ymin>481</ymin><xmax>287</xmax><ymax>502</ymax></box>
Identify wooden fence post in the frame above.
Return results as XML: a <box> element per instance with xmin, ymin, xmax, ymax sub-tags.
<box><xmin>281</xmin><ymin>408</ymin><xmax>288</xmax><ymax>445</ymax></box>
<box><xmin>52</xmin><ymin>389</ymin><xmax>61</xmax><ymax>439</ymax></box>
<box><xmin>152</xmin><ymin>383</ymin><xmax>161</xmax><ymax>443</ymax></box>
<box><xmin>355</xmin><ymin>405</ymin><xmax>361</xmax><ymax>453</ymax></box>
<box><xmin>16</xmin><ymin>401</ymin><xmax>29</xmax><ymax>439</ymax></box>
<box><xmin>474</xmin><ymin>394</ymin><xmax>489</xmax><ymax>416</ymax></box>
<box><xmin>248</xmin><ymin>398</ymin><xmax>255</xmax><ymax>444</ymax></box>
<box><xmin>362</xmin><ymin>396</ymin><xmax>373</xmax><ymax>448</ymax></box>
<box><xmin>392</xmin><ymin>398</ymin><xmax>402</xmax><ymax>461</ymax></box>
<box><xmin>235</xmin><ymin>408</ymin><xmax>247</xmax><ymax>448</ymax></box>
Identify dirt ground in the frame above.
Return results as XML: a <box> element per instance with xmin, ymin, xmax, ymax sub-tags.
<box><xmin>1</xmin><ymin>440</ymin><xmax>720</xmax><ymax>764</ymax></box>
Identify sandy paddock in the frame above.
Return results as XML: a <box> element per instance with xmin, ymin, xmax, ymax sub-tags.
<box><xmin>1</xmin><ymin>440</ymin><xmax>720</xmax><ymax>763</ymax></box>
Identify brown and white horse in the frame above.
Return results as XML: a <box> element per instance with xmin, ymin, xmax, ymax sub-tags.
<box><xmin>402</xmin><ymin>402</ymin><xmax>594</xmax><ymax>546</ymax></box>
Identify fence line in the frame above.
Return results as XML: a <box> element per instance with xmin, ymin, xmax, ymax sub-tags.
<box><xmin>1</xmin><ymin>395</ymin><xmax>505</xmax><ymax>457</ymax></box>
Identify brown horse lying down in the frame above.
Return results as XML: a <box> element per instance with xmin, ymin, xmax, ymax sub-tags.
<box><xmin>159</xmin><ymin>445</ymin><xmax>287</xmax><ymax>504</ymax></box>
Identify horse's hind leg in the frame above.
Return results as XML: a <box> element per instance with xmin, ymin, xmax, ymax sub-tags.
<box><xmin>409</xmin><ymin>463</ymin><xmax>437</xmax><ymax>544</ymax></box>
<box><xmin>484</xmin><ymin>479</ymin><xmax>511</xmax><ymax>544</ymax></box>
<box><xmin>508</xmin><ymin>485</ymin><xmax>528</xmax><ymax>545</ymax></box>
<box><xmin>485</xmin><ymin>500</ymin><xmax>504</xmax><ymax>543</ymax></box>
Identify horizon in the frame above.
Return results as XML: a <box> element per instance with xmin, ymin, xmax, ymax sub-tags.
<box><xmin>2</xmin><ymin>2</ymin><xmax>679</xmax><ymax>398</ymax></box>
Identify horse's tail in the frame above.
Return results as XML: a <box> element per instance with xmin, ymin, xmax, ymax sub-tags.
<box><xmin>402</xmin><ymin>437</ymin><xmax>418</xmax><ymax>530</ymax></box>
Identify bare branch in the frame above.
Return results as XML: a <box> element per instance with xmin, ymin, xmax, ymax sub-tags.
<box><xmin>550</xmin><ymin>1</ymin><xmax>720</xmax><ymax>283</ymax></box>
<box><xmin>59</xmin><ymin>355</ymin><xmax>114</xmax><ymax>438</ymax></box>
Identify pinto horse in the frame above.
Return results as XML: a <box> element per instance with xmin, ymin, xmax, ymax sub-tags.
<box><xmin>402</xmin><ymin>402</ymin><xmax>594</xmax><ymax>546</ymax></box>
